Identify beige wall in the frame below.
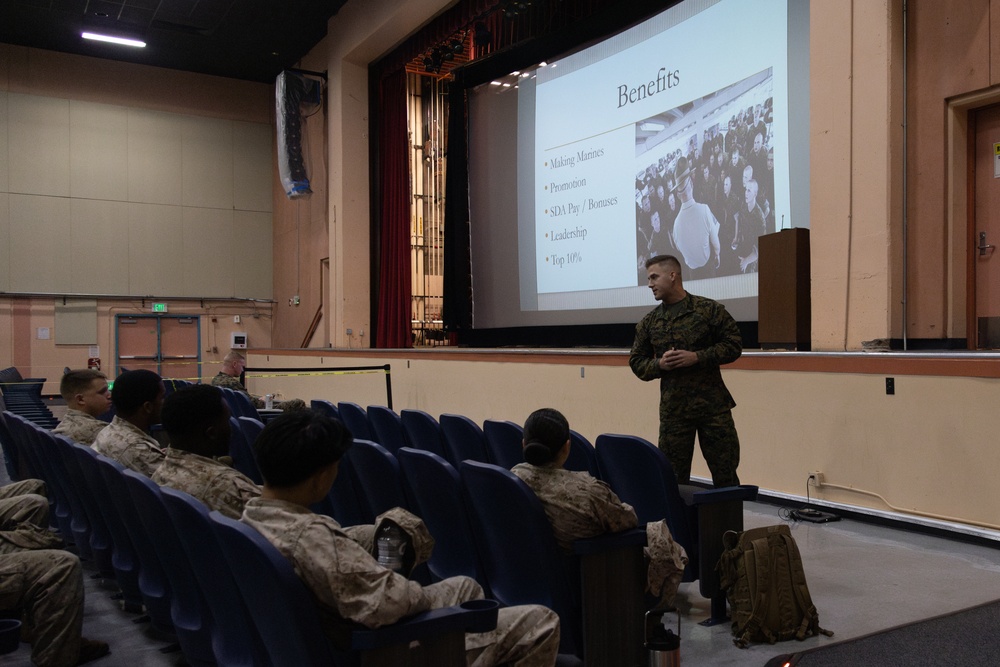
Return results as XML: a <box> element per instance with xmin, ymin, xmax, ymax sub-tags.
<box><xmin>249</xmin><ymin>349</ymin><xmax>1000</xmax><ymax>534</ymax></box>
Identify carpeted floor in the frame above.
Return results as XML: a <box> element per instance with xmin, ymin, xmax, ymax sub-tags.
<box><xmin>765</xmin><ymin>598</ymin><xmax>1000</xmax><ymax>667</ymax></box>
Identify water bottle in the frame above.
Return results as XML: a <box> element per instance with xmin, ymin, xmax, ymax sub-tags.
<box><xmin>376</xmin><ymin>522</ymin><xmax>406</xmax><ymax>572</ymax></box>
<box><xmin>264</xmin><ymin>394</ymin><xmax>274</xmax><ymax>410</ymax></box>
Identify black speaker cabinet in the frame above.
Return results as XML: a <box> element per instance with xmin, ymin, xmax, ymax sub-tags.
<box><xmin>758</xmin><ymin>228</ymin><xmax>810</xmax><ymax>350</ymax></box>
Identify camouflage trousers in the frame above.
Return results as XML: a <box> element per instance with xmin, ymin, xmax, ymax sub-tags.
<box><xmin>0</xmin><ymin>549</ymin><xmax>84</xmax><ymax>667</ymax></box>
<box><xmin>658</xmin><ymin>410</ymin><xmax>740</xmax><ymax>487</ymax></box>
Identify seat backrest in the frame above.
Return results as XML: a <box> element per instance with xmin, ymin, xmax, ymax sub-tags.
<box><xmin>94</xmin><ymin>455</ymin><xmax>173</xmax><ymax>634</ymax></box>
<box><xmin>594</xmin><ymin>434</ymin><xmax>696</xmax><ymax>563</ymax></box>
<box><xmin>566</xmin><ymin>430</ymin><xmax>600</xmax><ymax>478</ymax></box>
<box><xmin>236</xmin><ymin>416</ymin><xmax>265</xmax><ymax>448</ymax></box>
<box><xmin>366</xmin><ymin>405</ymin><xmax>407</xmax><ymax>454</ymax></box>
<box><xmin>229</xmin><ymin>416</ymin><xmax>263</xmax><ymax>484</ymax></box>
<box><xmin>310</xmin><ymin>399</ymin><xmax>341</xmax><ymax>421</ymax></box>
<box><xmin>397</xmin><ymin>448</ymin><xmax>488</xmax><ymax>591</ymax></box>
<box><xmin>76</xmin><ymin>447</ymin><xmax>143</xmax><ymax>610</ymax></box>
<box><xmin>482</xmin><ymin>420</ymin><xmax>523</xmax><ymax>470</ymax></box>
<box><xmin>220</xmin><ymin>387</ymin><xmax>259</xmax><ymax>421</ymax></box>
<box><xmin>161</xmin><ymin>487</ymin><xmax>266</xmax><ymax>666</ymax></box>
<box><xmin>348</xmin><ymin>439</ymin><xmax>406</xmax><ymax>518</ymax></box>
<box><xmin>439</xmin><ymin>414</ymin><xmax>490</xmax><ymax>465</ymax></box>
<box><xmin>338</xmin><ymin>402</ymin><xmax>374</xmax><ymax>441</ymax></box>
<box><xmin>37</xmin><ymin>429</ymin><xmax>91</xmax><ymax>558</ymax></box>
<box><xmin>210</xmin><ymin>512</ymin><xmax>338</xmax><ymax>666</ymax></box>
<box><xmin>121</xmin><ymin>468</ymin><xmax>216</xmax><ymax>666</ymax></box>
<box><xmin>55</xmin><ymin>435</ymin><xmax>112</xmax><ymax>574</ymax></box>
<box><xmin>399</xmin><ymin>409</ymin><xmax>447</xmax><ymax>459</ymax></box>
<box><xmin>460</xmin><ymin>460</ymin><xmax>581</xmax><ymax>656</ymax></box>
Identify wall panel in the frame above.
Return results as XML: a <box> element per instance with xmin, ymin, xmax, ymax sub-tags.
<box><xmin>233</xmin><ymin>210</ymin><xmax>273</xmax><ymax>299</ymax></box>
<box><xmin>8</xmin><ymin>94</ymin><xmax>70</xmax><ymax>197</ymax></box>
<box><xmin>233</xmin><ymin>121</ymin><xmax>273</xmax><ymax>213</ymax></box>
<box><xmin>182</xmin><ymin>207</ymin><xmax>233</xmax><ymax>297</ymax></box>
<box><xmin>182</xmin><ymin>115</ymin><xmax>234</xmax><ymax>210</ymax></box>
<box><xmin>128</xmin><ymin>203</ymin><xmax>184</xmax><ymax>295</ymax></box>
<box><xmin>70</xmin><ymin>199</ymin><xmax>129</xmax><ymax>294</ymax></box>
<box><xmin>9</xmin><ymin>194</ymin><xmax>72</xmax><ymax>292</ymax></box>
<box><xmin>127</xmin><ymin>108</ymin><xmax>184</xmax><ymax>205</ymax></box>
<box><xmin>70</xmin><ymin>100</ymin><xmax>128</xmax><ymax>201</ymax></box>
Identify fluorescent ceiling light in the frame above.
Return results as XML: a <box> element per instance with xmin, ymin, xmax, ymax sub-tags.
<box><xmin>639</xmin><ymin>122</ymin><xmax>664</xmax><ymax>132</ymax></box>
<box><xmin>82</xmin><ymin>32</ymin><xmax>146</xmax><ymax>48</ymax></box>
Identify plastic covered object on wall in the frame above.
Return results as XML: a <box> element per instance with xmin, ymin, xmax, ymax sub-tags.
<box><xmin>276</xmin><ymin>70</ymin><xmax>323</xmax><ymax>200</ymax></box>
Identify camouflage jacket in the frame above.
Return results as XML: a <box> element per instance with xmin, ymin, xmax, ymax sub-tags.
<box><xmin>211</xmin><ymin>372</ymin><xmax>265</xmax><ymax>408</ymax></box>
<box><xmin>152</xmin><ymin>448</ymin><xmax>260</xmax><ymax>519</ymax></box>
<box><xmin>241</xmin><ymin>498</ymin><xmax>441</xmax><ymax>628</ymax></box>
<box><xmin>630</xmin><ymin>292</ymin><xmax>741</xmax><ymax>419</ymax></box>
<box><xmin>511</xmin><ymin>463</ymin><xmax>637</xmax><ymax>551</ymax></box>
<box><xmin>92</xmin><ymin>416</ymin><xmax>165</xmax><ymax>477</ymax></box>
<box><xmin>53</xmin><ymin>409</ymin><xmax>107</xmax><ymax>446</ymax></box>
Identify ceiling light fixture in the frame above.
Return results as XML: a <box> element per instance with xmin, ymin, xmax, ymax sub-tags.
<box><xmin>82</xmin><ymin>32</ymin><xmax>146</xmax><ymax>48</ymax></box>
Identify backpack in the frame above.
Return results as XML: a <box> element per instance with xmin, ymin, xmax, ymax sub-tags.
<box><xmin>717</xmin><ymin>524</ymin><xmax>833</xmax><ymax>648</ymax></box>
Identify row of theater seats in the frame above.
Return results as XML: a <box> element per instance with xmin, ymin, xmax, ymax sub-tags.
<box><xmin>0</xmin><ymin>410</ymin><xmax>506</xmax><ymax>667</ymax></box>
<box><xmin>287</xmin><ymin>402</ymin><xmax>758</xmax><ymax>648</ymax></box>
<box><xmin>0</xmin><ymin>366</ymin><xmax>57</xmax><ymax>429</ymax></box>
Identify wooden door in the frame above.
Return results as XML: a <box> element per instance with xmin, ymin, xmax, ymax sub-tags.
<box><xmin>973</xmin><ymin>105</ymin><xmax>1000</xmax><ymax>348</ymax></box>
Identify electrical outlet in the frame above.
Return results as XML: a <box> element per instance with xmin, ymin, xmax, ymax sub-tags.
<box><xmin>359</xmin><ymin>329</ymin><xmax>365</xmax><ymax>337</ymax></box>
<box><xmin>807</xmin><ymin>471</ymin><xmax>825</xmax><ymax>487</ymax></box>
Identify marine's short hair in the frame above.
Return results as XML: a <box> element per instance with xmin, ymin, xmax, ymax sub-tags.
<box><xmin>645</xmin><ymin>254</ymin><xmax>682</xmax><ymax>275</ymax></box>
<box><xmin>111</xmin><ymin>369</ymin><xmax>163</xmax><ymax>416</ymax></box>
<box><xmin>60</xmin><ymin>369</ymin><xmax>106</xmax><ymax>401</ymax></box>
<box><xmin>522</xmin><ymin>408</ymin><xmax>571</xmax><ymax>466</ymax></box>
<box><xmin>223</xmin><ymin>351</ymin><xmax>246</xmax><ymax>364</ymax></box>
<box><xmin>161</xmin><ymin>385</ymin><xmax>227</xmax><ymax>443</ymax></box>
<box><xmin>253</xmin><ymin>410</ymin><xmax>353</xmax><ymax>488</ymax></box>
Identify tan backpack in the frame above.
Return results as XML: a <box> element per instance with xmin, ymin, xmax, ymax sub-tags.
<box><xmin>718</xmin><ymin>524</ymin><xmax>833</xmax><ymax>648</ymax></box>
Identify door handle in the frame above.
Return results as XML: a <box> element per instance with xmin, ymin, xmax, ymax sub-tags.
<box><xmin>979</xmin><ymin>232</ymin><xmax>995</xmax><ymax>256</ymax></box>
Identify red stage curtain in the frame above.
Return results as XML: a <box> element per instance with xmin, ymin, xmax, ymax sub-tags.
<box><xmin>375</xmin><ymin>69</ymin><xmax>413</xmax><ymax>348</ymax></box>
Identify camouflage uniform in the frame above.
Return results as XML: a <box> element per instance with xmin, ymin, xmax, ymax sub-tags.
<box><xmin>210</xmin><ymin>372</ymin><xmax>307</xmax><ymax>412</ymax></box>
<box><xmin>152</xmin><ymin>448</ymin><xmax>260</xmax><ymax>520</ymax></box>
<box><xmin>0</xmin><ymin>480</ymin><xmax>62</xmax><ymax>553</ymax></box>
<box><xmin>630</xmin><ymin>292</ymin><xmax>742</xmax><ymax>487</ymax></box>
<box><xmin>0</xmin><ymin>549</ymin><xmax>84</xmax><ymax>666</ymax></box>
<box><xmin>53</xmin><ymin>409</ymin><xmax>108</xmax><ymax>446</ymax></box>
<box><xmin>92</xmin><ymin>415</ymin><xmax>165</xmax><ymax>477</ymax></box>
<box><xmin>242</xmin><ymin>498</ymin><xmax>560</xmax><ymax>666</ymax></box>
<box><xmin>512</xmin><ymin>463</ymin><xmax>688</xmax><ymax>605</ymax></box>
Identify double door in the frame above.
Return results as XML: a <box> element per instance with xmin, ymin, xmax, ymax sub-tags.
<box><xmin>115</xmin><ymin>315</ymin><xmax>201</xmax><ymax>381</ymax></box>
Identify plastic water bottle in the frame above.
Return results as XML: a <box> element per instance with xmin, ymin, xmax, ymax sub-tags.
<box><xmin>264</xmin><ymin>394</ymin><xmax>274</xmax><ymax>410</ymax></box>
<box><xmin>376</xmin><ymin>523</ymin><xmax>406</xmax><ymax>572</ymax></box>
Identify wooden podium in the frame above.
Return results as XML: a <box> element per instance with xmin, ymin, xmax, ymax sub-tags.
<box><xmin>758</xmin><ymin>228</ymin><xmax>811</xmax><ymax>350</ymax></box>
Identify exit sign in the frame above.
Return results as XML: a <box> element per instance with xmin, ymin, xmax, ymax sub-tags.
<box><xmin>152</xmin><ymin>303</ymin><xmax>169</xmax><ymax>313</ymax></box>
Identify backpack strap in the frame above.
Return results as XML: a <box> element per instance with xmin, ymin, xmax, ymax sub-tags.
<box><xmin>733</xmin><ymin>536</ymin><xmax>775</xmax><ymax>647</ymax></box>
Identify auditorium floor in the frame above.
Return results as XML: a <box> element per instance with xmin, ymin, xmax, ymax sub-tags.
<box><xmin>2</xmin><ymin>495</ymin><xmax>999</xmax><ymax>666</ymax></box>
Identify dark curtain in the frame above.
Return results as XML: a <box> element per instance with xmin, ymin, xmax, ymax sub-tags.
<box><xmin>443</xmin><ymin>84</ymin><xmax>473</xmax><ymax>331</ymax></box>
<box><xmin>375</xmin><ymin>69</ymin><xmax>413</xmax><ymax>348</ymax></box>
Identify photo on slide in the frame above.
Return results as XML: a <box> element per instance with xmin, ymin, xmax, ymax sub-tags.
<box><xmin>634</xmin><ymin>68</ymin><xmax>775</xmax><ymax>286</ymax></box>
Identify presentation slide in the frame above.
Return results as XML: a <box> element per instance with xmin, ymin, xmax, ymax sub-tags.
<box><xmin>467</xmin><ymin>0</ymin><xmax>809</xmax><ymax>329</ymax></box>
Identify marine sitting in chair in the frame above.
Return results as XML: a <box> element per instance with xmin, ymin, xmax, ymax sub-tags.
<box><xmin>241</xmin><ymin>410</ymin><xmax>560</xmax><ymax>666</ymax></box>
<box><xmin>211</xmin><ymin>352</ymin><xmax>306</xmax><ymax>412</ymax></box>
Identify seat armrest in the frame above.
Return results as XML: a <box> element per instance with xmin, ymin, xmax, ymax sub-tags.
<box><xmin>571</xmin><ymin>527</ymin><xmax>647</xmax><ymax>555</ymax></box>
<box><xmin>350</xmin><ymin>600</ymin><xmax>499</xmax><ymax>650</ymax></box>
<box><xmin>690</xmin><ymin>484</ymin><xmax>758</xmax><ymax>505</ymax></box>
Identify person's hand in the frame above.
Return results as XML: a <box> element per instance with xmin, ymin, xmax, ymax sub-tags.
<box><xmin>659</xmin><ymin>348</ymin><xmax>698</xmax><ymax>371</ymax></box>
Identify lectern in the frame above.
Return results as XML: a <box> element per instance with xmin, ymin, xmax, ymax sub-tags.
<box><xmin>758</xmin><ymin>228</ymin><xmax>811</xmax><ymax>350</ymax></box>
